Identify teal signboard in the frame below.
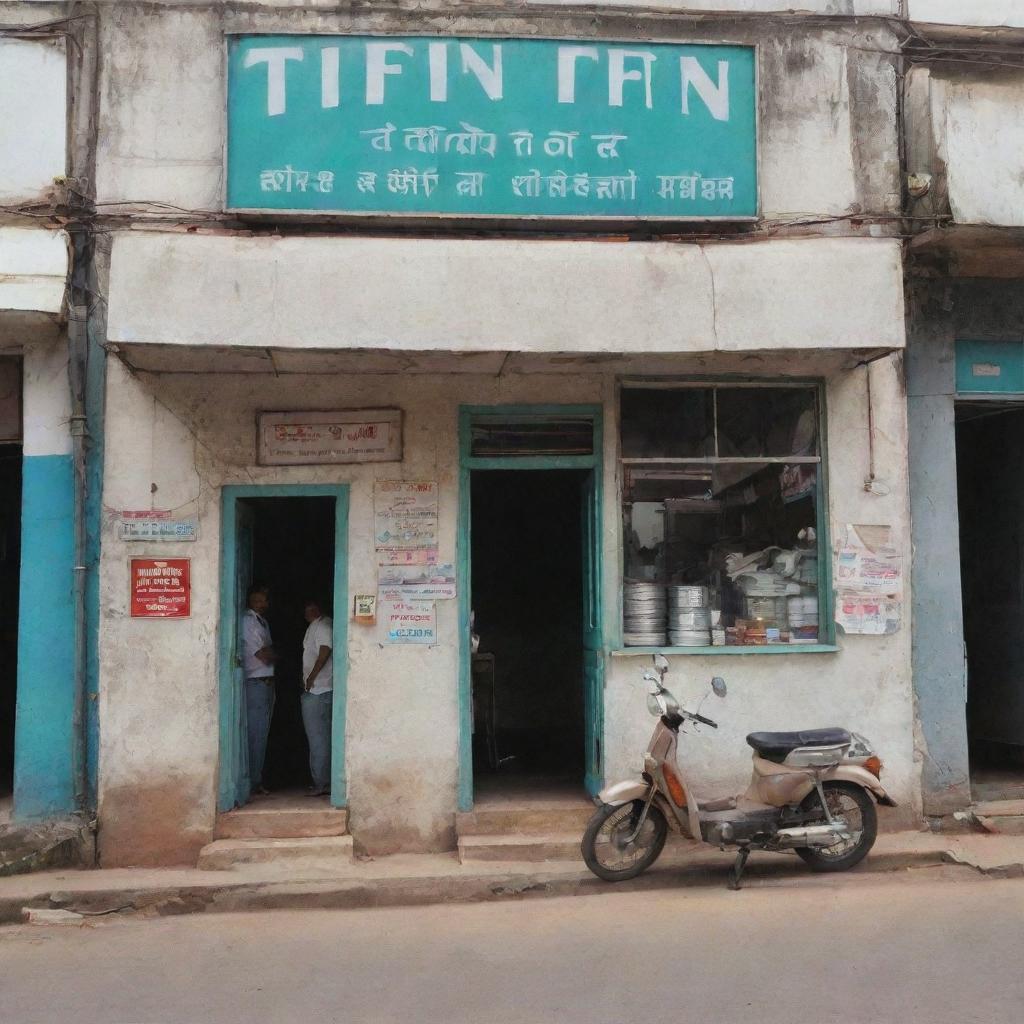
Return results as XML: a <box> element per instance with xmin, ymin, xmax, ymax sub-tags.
<box><xmin>226</xmin><ymin>36</ymin><xmax>757</xmax><ymax>220</ymax></box>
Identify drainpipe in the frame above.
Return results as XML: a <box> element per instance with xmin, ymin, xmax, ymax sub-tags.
<box><xmin>64</xmin><ymin>2</ymin><xmax>100</xmax><ymax>819</ymax></box>
<box><xmin>67</xmin><ymin>236</ymin><xmax>91</xmax><ymax>815</ymax></box>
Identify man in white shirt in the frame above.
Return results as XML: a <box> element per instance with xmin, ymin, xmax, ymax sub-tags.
<box><xmin>242</xmin><ymin>585</ymin><xmax>276</xmax><ymax>796</ymax></box>
<box><xmin>301</xmin><ymin>599</ymin><xmax>334</xmax><ymax>797</ymax></box>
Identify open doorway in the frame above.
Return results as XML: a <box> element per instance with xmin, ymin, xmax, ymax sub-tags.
<box><xmin>0</xmin><ymin>444</ymin><xmax>20</xmax><ymax>807</ymax></box>
<box><xmin>219</xmin><ymin>489</ymin><xmax>346</xmax><ymax>812</ymax></box>
<box><xmin>247</xmin><ymin>497</ymin><xmax>335</xmax><ymax>792</ymax></box>
<box><xmin>956</xmin><ymin>402</ymin><xmax>1024</xmax><ymax>801</ymax></box>
<box><xmin>470</xmin><ymin>470</ymin><xmax>587</xmax><ymax>797</ymax></box>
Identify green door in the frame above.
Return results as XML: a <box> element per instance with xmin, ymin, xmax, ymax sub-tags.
<box><xmin>219</xmin><ymin>499</ymin><xmax>255</xmax><ymax>811</ymax></box>
<box><xmin>582</xmin><ymin>469</ymin><xmax>604</xmax><ymax>796</ymax></box>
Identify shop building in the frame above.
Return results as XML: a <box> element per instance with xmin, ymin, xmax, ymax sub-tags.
<box><xmin>0</xmin><ymin>28</ymin><xmax>89</xmax><ymax>822</ymax></box>
<box><xmin>904</xmin><ymin>4</ymin><xmax>1024</xmax><ymax>815</ymax></box>
<box><xmin>82</xmin><ymin>2</ymin><xmax>923</xmax><ymax>868</ymax></box>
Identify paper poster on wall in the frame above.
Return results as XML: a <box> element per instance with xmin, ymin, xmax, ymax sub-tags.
<box><xmin>834</xmin><ymin>524</ymin><xmax>902</xmax><ymax>635</ymax></box>
<box><xmin>130</xmin><ymin>558</ymin><xmax>191</xmax><ymax>618</ymax></box>
<box><xmin>374</xmin><ymin>480</ymin><xmax>438</xmax><ymax>565</ymax></box>
<box><xmin>835</xmin><ymin>524</ymin><xmax>902</xmax><ymax>595</ymax></box>
<box><xmin>379</xmin><ymin>564</ymin><xmax>456</xmax><ymax>602</ymax></box>
<box><xmin>257</xmin><ymin>409</ymin><xmax>402</xmax><ymax>465</ymax></box>
<box><xmin>383</xmin><ymin>600</ymin><xmax>437</xmax><ymax>644</ymax></box>
<box><xmin>836</xmin><ymin>594</ymin><xmax>900</xmax><ymax>636</ymax></box>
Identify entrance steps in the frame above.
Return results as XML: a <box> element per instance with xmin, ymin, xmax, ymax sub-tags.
<box><xmin>198</xmin><ymin>836</ymin><xmax>353</xmax><ymax>870</ymax></box>
<box><xmin>970</xmin><ymin>800</ymin><xmax>1024</xmax><ymax>836</ymax></box>
<box><xmin>199</xmin><ymin>798</ymin><xmax>351</xmax><ymax>870</ymax></box>
<box><xmin>455</xmin><ymin>792</ymin><xmax>595</xmax><ymax>864</ymax></box>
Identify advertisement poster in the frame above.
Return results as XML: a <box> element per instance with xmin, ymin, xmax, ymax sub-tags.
<box><xmin>835</xmin><ymin>525</ymin><xmax>902</xmax><ymax>635</ymax></box>
<box><xmin>374</xmin><ymin>480</ymin><xmax>438</xmax><ymax>565</ymax></box>
<box><xmin>130</xmin><ymin>558</ymin><xmax>191</xmax><ymax>618</ymax></box>
<box><xmin>379</xmin><ymin>563</ymin><xmax>456</xmax><ymax>602</ymax></box>
<box><xmin>382</xmin><ymin>600</ymin><xmax>437</xmax><ymax>645</ymax></box>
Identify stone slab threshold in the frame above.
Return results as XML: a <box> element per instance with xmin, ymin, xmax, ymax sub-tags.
<box><xmin>2</xmin><ymin>832</ymin><xmax>1022</xmax><ymax>927</ymax></box>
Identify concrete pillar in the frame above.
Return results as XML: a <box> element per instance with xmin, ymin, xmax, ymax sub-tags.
<box><xmin>12</xmin><ymin>338</ymin><xmax>77</xmax><ymax>820</ymax></box>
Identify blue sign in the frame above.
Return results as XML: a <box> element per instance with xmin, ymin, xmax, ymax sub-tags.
<box><xmin>227</xmin><ymin>36</ymin><xmax>757</xmax><ymax>220</ymax></box>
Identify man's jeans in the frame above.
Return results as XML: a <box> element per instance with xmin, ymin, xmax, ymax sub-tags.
<box><xmin>301</xmin><ymin>690</ymin><xmax>333</xmax><ymax>793</ymax></box>
<box><xmin>245</xmin><ymin>677</ymin><xmax>275</xmax><ymax>790</ymax></box>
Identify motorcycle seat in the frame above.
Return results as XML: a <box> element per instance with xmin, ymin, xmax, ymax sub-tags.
<box><xmin>746</xmin><ymin>728</ymin><xmax>851</xmax><ymax>761</ymax></box>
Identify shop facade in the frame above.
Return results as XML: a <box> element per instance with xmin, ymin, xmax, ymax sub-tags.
<box><xmin>87</xmin><ymin>3</ymin><xmax>921</xmax><ymax>866</ymax></box>
<box><xmin>904</xmin><ymin>18</ymin><xmax>1024</xmax><ymax>815</ymax></box>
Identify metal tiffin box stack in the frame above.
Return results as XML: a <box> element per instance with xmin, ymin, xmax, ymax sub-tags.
<box><xmin>623</xmin><ymin>581</ymin><xmax>667</xmax><ymax>646</ymax></box>
<box><xmin>667</xmin><ymin>585</ymin><xmax>712</xmax><ymax>646</ymax></box>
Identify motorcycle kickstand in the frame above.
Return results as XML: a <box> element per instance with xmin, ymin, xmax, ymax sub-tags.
<box><xmin>727</xmin><ymin>845</ymin><xmax>751</xmax><ymax>891</ymax></box>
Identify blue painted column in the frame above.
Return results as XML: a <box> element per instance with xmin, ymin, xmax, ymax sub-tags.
<box><xmin>12</xmin><ymin>340</ymin><xmax>78</xmax><ymax>820</ymax></box>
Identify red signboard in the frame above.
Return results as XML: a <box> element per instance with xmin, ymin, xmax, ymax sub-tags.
<box><xmin>130</xmin><ymin>558</ymin><xmax>191</xmax><ymax>618</ymax></box>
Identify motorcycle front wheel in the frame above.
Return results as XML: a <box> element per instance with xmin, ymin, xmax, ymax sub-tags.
<box><xmin>795</xmin><ymin>781</ymin><xmax>878</xmax><ymax>872</ymax></box>
<box><xmin>582</xmin><ymin>799</ymin><xmax>668</xmax><ymax>882</ymax></box>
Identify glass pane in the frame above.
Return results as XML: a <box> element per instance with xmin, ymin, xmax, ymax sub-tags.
<box><xmin>715</xmin><ymin>387</ymin><xmax>818</xmax><ymax>458</ymax></box>
<box><xmin>622</xmin><ymin>461</ymin><xmax>821</xmax><ymax>647</ymax></box>
<box><xmin>620</xmin><ymin>388</ymin><xmax>714</xmax><ymax>459</ymax></box>
<box><xmin>470</xmin><ymin>418</ymin><xmax>593</xmax><ymax>457</ymax></box>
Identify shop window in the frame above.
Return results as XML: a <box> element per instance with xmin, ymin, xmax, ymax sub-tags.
<box><xmin>620</xmin><ymin>383</ymin><xmax>825</xmax><ymax>650</ymax></box>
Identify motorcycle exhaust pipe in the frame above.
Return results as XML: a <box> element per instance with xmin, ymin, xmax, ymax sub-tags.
<box><xmin>773</xmin><ymin>823</ymin><xmax>849</xmax><ymax>849</ymax></box>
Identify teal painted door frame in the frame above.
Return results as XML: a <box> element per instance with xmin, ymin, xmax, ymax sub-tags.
<box><xmin>457</xmin><ymin>405</ymin><xmax>604</xmax><ymax>811</ymax></box>
<box><xmin>218</xmin><ymin>484</ymin><xmax>350</xmax><ymax>811</ymax></box>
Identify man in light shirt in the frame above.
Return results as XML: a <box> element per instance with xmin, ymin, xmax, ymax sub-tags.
<box><xmin>301</xmin><ymin>598</ymin><xmax>334</xmax><ymax>797</ymax></box>
<box><xmin>242</xmin><ymin>585</ymin><xmax>276</xmax><ymax>797</ymax></box>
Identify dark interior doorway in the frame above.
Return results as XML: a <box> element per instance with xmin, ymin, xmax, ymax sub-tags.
<box><xmin>0</xmin><ymin>445</ymin><xmax>20</xmax><ymax>800</ymax></box>
<box><xmin>470</xmin><ymin>470</ymin><xmax>586</xmax><ymax>790</ymax></box>
<box><xmin>247</xmin><ymin>496</ymin><xmax>335</xmax><ymax>791</ymax></box>
<box><xmin>956</xmin><ymin>403</ymin><xmax>1024</xmax><ymax>800</ymax></box>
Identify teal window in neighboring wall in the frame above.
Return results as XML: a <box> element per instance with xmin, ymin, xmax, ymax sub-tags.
<box><xmin>955</xmin><ymin>340</ymin><xmax>1024</xmax><ymax>396</ymax></box>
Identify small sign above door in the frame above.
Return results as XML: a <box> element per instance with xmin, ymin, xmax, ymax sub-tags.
<box><xmin>257</xmin><ymin>408</ymin><xmax>402</xmax><ymax>465</ymax></box>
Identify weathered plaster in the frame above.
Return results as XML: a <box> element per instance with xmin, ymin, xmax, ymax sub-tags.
<box><xmin>97</xmin><ymin>343</ymin><xmax>917</xmax><ymax>864</ymax></box>
<box><xmin>95</xmin><ymin>5</ymin><xmax>901</xmax><ymax>221</ymax></box>
<box><xmin>0</xmin><ymin>228</ymin><xmax>68</xmax><ymax>315</ymax></box>
<box><xmin>0</xmin><ymin>38</ymin><xmax>66</xmax><ymax>204</ymax></box>
<box><xmin>106</xmin><ymin>233</ymin><xmax>906</xmax><ymax>355</ymax></box>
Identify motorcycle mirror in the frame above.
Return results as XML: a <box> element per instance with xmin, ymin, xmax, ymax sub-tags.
<box><xmin>653</xmin><ymin>653</ymin><xmax>670</xmax><ymax>675</ymax></box>
<box><xmin>711</xmin><ymin>676</ymin><xmax>727</xmax><ymax>698</ymax></box>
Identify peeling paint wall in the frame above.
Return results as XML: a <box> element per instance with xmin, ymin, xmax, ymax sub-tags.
<box><xmin>91</xmin><ymin>2</ymin><xmax>920</xmax><ymax>864</ymax></box>
<box><xmin>97</xmin><ymin>343</ymin><xmax>917</xmax><ymax>864</ymax></box>
<box><xmin>907</xmin><ymin>278</ymin><xmax>1024</xmax><ymax>815</ymax></box>
<box><xmin>95</xmin><ymin>5</ymin><xmax>902</xmax><ymax>221</ymax></box>
<box><xmin>906</xmin><ymin>66</ymin><xmax>1024</xmax><ymax>228</ymax></box>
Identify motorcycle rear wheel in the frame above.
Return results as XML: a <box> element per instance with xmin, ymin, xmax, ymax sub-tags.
<box><xmin>795</xmin><ymin>782</ymin><xmax>877</xmax><ymax>872</ymax></box>
<box><xmin>582</xmin><ymin>800</ymin><xmax>669</xmax><ymax>882</ymax></box>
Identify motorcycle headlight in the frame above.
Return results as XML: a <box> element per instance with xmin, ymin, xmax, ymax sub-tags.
<box><xmin>646</xmin><ymin>694</ymin><xmax>662</xmax><ymax>716</ymax></box>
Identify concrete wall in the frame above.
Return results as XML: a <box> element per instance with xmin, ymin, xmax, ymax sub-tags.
<box><xmin>908</xmin><ymin>0</ymin><xmax>1024</xmax><ymax>30</ymax></box>
<box><xmin>106</xmin><ymin>233</ymin><xmax>906</xmax><ymax>356</ymax></box>
<box><xmin>97</xmin><ymin>342</ymin><xmax>916</xmax><ymax>865</ymax></box>
<box><xmin>95</xmin><ymin>4</ymin><xmax>902</xmax><ymax>222</ymax></box>
<box><xmin>0</xmin><ymin>37</ymin><xmax>66</xmax><ymax>204</ymax></box>
<box><xmin>906</xmin><ymin>278</ymin><xmax>1024</xmax><ymax>815</ymax></box>
<box><xmin>906</xmin><ymin>66</ymin><xmax>1024</xmax><ymax>229</ymax></box>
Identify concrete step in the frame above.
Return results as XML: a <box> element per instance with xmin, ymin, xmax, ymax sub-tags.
<box><xmin>197</xmin><ymin>836</ymin><xmax>354</xmax><ymax>870</ymax></box>
<box><xmin>214</xmin><ymin>805</ymin><xmax>349</xmax><ymax>840</ymax></box>
<box><xmin>973</xmin><ymin>799</ymin><xmax>1024</xmax><ymax>818</ymax></box>
<box><xmin>457</xmin><ymin>833</ymin><xmax>583</xmax><ymax>864</ymax></box>
<box><xmin>456</xmin><ymin>805</ymin><xmax>595</xmax><ymax>836</ymax></box>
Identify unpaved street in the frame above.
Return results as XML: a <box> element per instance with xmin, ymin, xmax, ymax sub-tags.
<box><xmin>3</xmin><ymin>872</ymin><xmax>1023</xmax><ymax>1024</ymax></box>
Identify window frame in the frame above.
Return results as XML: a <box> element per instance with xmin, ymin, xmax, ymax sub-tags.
<box><xmin>614</xmin><ymin>377</ymin><xmax>836</xmax><ymax>656</ymax></box>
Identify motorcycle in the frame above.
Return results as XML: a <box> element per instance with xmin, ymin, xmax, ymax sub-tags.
<box><xmin>581</xmin><ymin>654</ymin><xmax>896</xmax><ymax>889</ymax></box>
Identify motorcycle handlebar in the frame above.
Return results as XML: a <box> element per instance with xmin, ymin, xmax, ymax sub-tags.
<box><xmin>689</xmin><ymin>711</ymin><xmax>719</xmax><ymax>729</ymax></box>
